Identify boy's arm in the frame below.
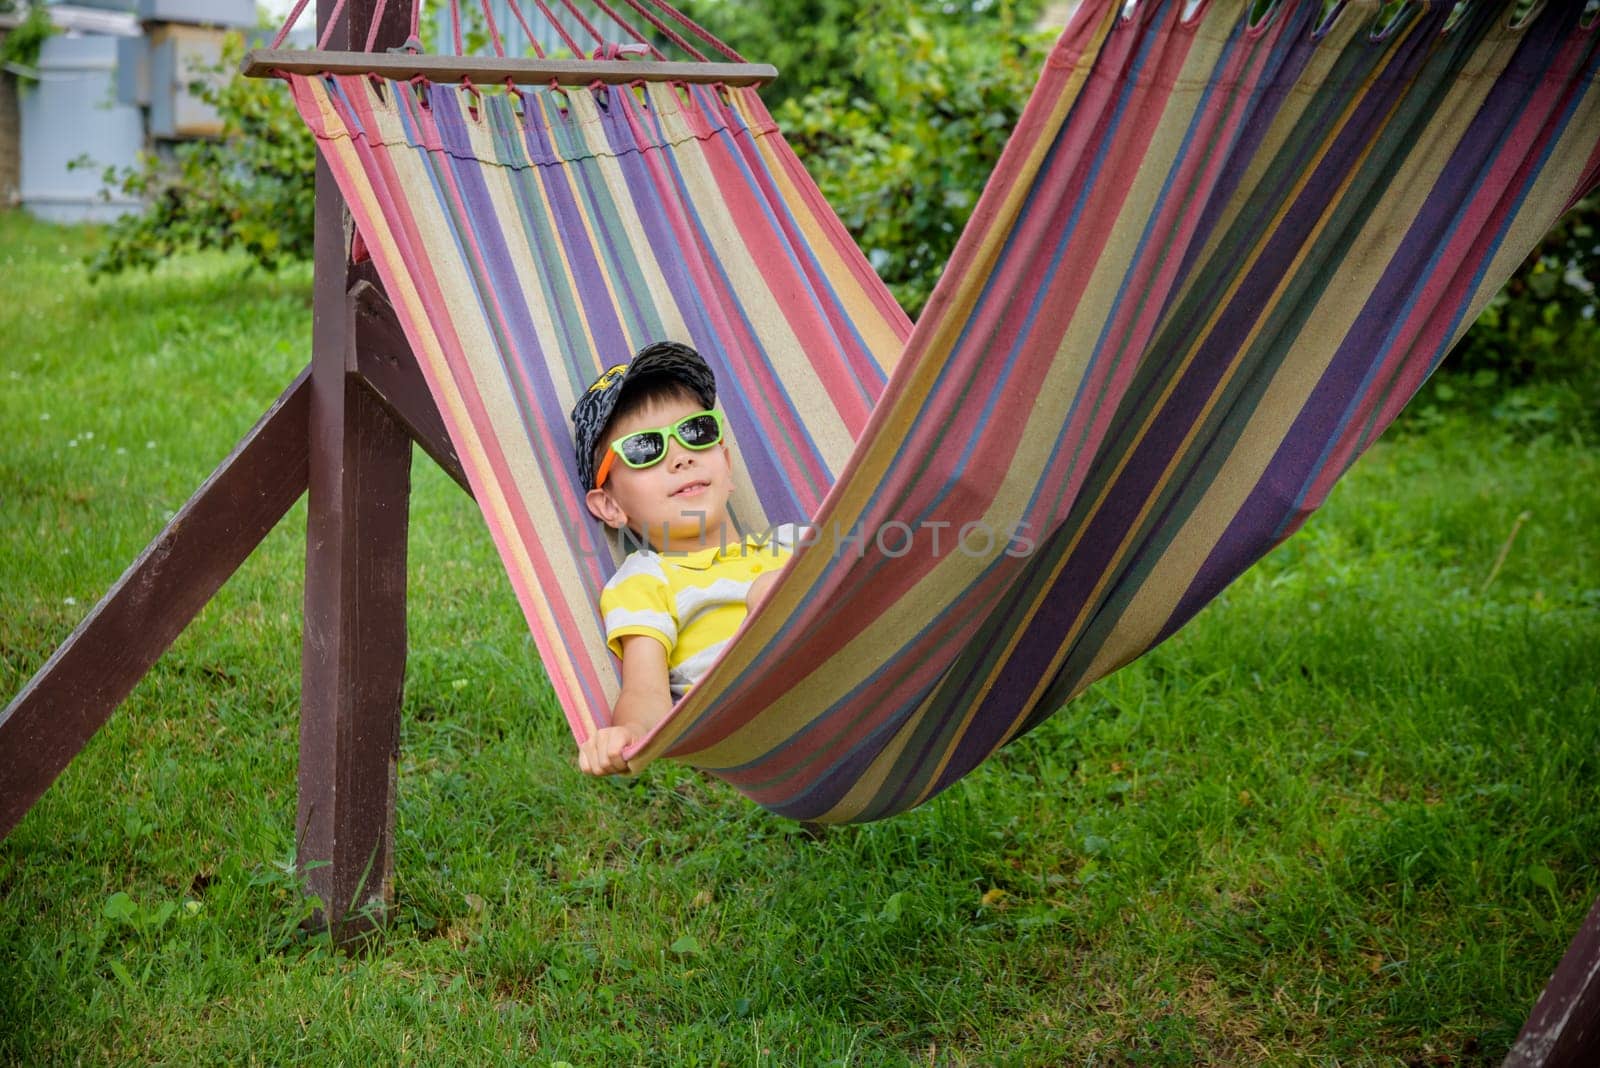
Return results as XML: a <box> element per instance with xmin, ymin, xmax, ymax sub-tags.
<box><xmin>747</xmin><ymin>570</ymin><xmax>781</xmax><ymax>615</ymax></box>
<box><xmin>747</xmin><ymin>541</ymin><xmax>802</xmax><ymax>615</ymax></box>
<box><xmin>578</xmin><ymin>634</ymin><xmax>673</xmax><ymax>776</ymax></box>
<box><xmin>745</xmin><ymin>523</ymin><xmax>807</xmax><ymax>616</ymax></box>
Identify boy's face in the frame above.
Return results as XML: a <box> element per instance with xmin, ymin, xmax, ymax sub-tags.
<box><xmin>584</xmin><ymin>393</ymin><xmax>735</xmax><ymax>553</ymax></box>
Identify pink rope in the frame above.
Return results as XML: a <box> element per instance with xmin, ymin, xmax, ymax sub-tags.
<box><xmin>586</xmin><ymin>0</ymin><xmax>669</xmax><ymax>60</ymax></box>
<box><xmin>634</xmin><ymin>0</ymin><xmax>744</xmax><ymax>62</ymax></box>
<box><xmin>269</xmin><ymin>0</ymin><xmax>314</xmax><ymax>49</ymax></box>
<box><xmin>407</xmin><ymin>71</ymin><xmax>431</xmax><ymax>109</ymax></box>
<box><xmin>531</xmin><ymin>0</ymin><xmax>586</xmax><ymax>57</ymax></box>
<box><xmin>460</xmin><ymin>74</ymin><xmax>483</xmax><ymax>118</ymax></box>
<box><xmin>316</xmin><ymin>0</ymin><xmax>350</xmax><ymax>50</ymax></box>
<box><xmin>267</xmin><ymin>0</ymin><xmax>743</xmax><ymax>66</ymax></box>
<box><xmin>363</xmin><ymin>0</ymin><xmax>392</xmax><ymax>52</ymax></box>
<box><xmin>478</xmin><ymin>0</ymin><xmax>507</xmax><ymax>56</ymax></box>
<box><xmin>615</xmin><ymin>0</ymin><xmax>710</xmax><ymax>61</ymax></box>
<box><xmin>265</xmin><ymin>0</ymin><xmax>745</xmax><ymax>71</ymax></box>
<box><xmin>504</xmin><ymin>0</ymin><xmax>549</xmax><ymax>59</ymax></box>
<box><xmin>557</xmin><ymin>0</ymin><xmax>608</xmax><ymax>51</ymax></box>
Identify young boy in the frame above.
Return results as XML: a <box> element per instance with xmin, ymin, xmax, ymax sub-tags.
<box><xmin>571</xmin><ymin>341</ymin><xmax>793</xmax><ymax>776</ymax></box>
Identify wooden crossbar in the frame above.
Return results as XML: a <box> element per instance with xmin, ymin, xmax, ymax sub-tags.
<box><xmin>241</xmin><ymin>48</ymin><xmax>778</xmax><ymax>86</ymax></box>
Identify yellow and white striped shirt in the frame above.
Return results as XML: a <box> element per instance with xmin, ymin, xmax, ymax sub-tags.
<box><xmin>601</xmin><ymin>525</ymin><xmax>798</xmax><ymax>697</ymax></box>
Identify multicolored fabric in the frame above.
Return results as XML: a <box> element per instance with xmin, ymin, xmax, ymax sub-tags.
<box><xmin>286</xmin><ymin>69</ymin><xmax>909</xmax><ymax>755</ymax></box>
<box><xmin>603</xmin><ymin>526</ymin><xmax>798</xmax><ymax>697</ymax></box>
<box><xmin>284</xmin><ymin>0</ymin><xmax>1600</xmax><ymax>822</ymax></box>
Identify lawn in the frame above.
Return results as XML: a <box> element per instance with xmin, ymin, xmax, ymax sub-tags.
<box><xmin>1</xmin><ymin>209</ymin><xmax>1597</xmax><ymax>1065</ymax></box>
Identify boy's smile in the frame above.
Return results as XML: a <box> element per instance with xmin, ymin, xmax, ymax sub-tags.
<box><xmin>671</xmin><ymin>479</ymin><xmax>711</xmax><ymax>498</ymax></box>
<box><xmin>584</xmin><ymin>395</ymin><xmax>736</xmax><ymax>554</ymax></box>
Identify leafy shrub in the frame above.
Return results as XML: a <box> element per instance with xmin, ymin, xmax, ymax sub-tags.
<box><xmin>678</xmin><ymin>0</ymin><xmax>1044</xmax><ymax>114</ymax></box>
<box><xmin>778</xmin><ymin>3</ymin><xmax>1051</xmax><ymax>317</ymax></box>
<box><xmin>86</xmin><ymin>35</ymin><xmax>315</xmax><ymax>277</ymax></box>
<box><xmin>1405</xmin><ymin>195</ymin><xmax>1599</xmax><ymax>438</ymax></box>
<box><xmin>0</xmin><ymin>4</ymin><xmax>57</xmax><ymax>83</ymax></box>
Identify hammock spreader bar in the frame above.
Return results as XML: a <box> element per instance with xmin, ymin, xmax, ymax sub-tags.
<box><xmin>241</xmin><ymin>49</ymin><xmax>777</xmax><ymax>85</ymax></box>
<box><xmin>272</xmin><ymin>0</ymin><xmax>1600</xmax><ymax>822</ymax></box>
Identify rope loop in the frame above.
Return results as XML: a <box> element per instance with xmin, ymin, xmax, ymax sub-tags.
<box><xmin>548</xmin><ymin>79</ymin><xmax>572</xmax><ymax>114</ymax></box>
<box><xmin>505</xmin><ymin>77</ymin><xmax>528</xmax><ymax>120</ymax></box>
<box><xmin>408</xmin><ymin>72</ymin><xmax>432</xmax><ymax>110</ymax></box>
<box><xmin>461</xmin><ymin>75</ymin><xmax>484</xmax><ymax>121</ymax></box>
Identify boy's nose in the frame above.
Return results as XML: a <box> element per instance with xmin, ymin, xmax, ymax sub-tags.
<box><xmin>667</xmin><ymin>441</ymin><xmax>696</xmax><ymax>469</ymax></box>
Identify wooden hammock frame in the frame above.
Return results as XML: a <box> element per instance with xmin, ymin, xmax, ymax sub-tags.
<box><xmin>0</xmin><ymin>0</ymin><xmax>1593</xmax><ymax>1058</ymax></box>
<box><xmin>0</xmin><ymin>0</ymin><xmax>768</xmax><ymax>940</ymax></box>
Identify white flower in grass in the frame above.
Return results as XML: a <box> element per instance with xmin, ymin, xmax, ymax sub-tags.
<box><xmin>63</xmin><ymin>597</ymin><xmax>77</xmax><ymax>606</ymax></box>
<box><xmin>39</xmin><ymin>413</ymin><xmax>50</xmax><ymax>421</ymax></box>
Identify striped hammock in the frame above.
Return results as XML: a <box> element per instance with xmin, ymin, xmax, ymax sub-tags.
<box><xmin>283</xmin><ymin>0</ymin><xmax>1600</xmax><ymax>822</ymax></box>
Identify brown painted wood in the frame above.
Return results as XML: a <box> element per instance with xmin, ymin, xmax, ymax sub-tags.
<box><xmin>1505</xmin><ymin>892</ymin><xmax>1600</xmax><ymax>1067</ymax></box>
<box><xmin>0</xmin><ymin>370</ymin><xmax>312</xmax><ymax>840</ymax></box>
<box><xmin>294</xmin><ymin>0</ymin><xmax>414</xmax><ymax>943</ymax></box>
<box><xmin>296</xmin><ymin>359</ymin><xmax>411</xmax><ymax>939</ymax></box>
<box><xmin>350</xmin><ymin>279</ymin><xmax>471</xmax><ymax>496</ymax></box>
<box><xmin>242</xmin><ymin>48</ymin><xmax>777</xmax><ymax>87</ymax></box>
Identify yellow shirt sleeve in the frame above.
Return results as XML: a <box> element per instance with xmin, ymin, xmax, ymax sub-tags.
<box><xmin>599</xmin><ymin>553</ymin><xmax>676</xmax><ymax>659</ymax></box>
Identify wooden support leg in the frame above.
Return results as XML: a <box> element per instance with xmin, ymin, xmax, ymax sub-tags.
<box><xmin>1505</xmin><ymin>892</ymin><xmax>1600</xmax><ymax>1067</ymax></box>
<box><xmin>288</xmin><ymin>0</ymin><xmax>420</xmax><ymax>942</ymax></box>
<box><xmin>295</xmin><ymin>153</ymin><xmax>413</xmax><ymax>940</ymax></box>
<box><xmin>0</xmin><ymin>370</ymin><xmax>312</xmax><ymax>839</ymax></box>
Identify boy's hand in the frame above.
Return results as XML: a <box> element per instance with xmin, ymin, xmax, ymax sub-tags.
<box><xmin>578</xmin><ymin>724</ymin><xmax>640</xmax><ymax>776</ymax></box>
<box><xmin>583</xmin><ymin>635</ymin><xmax>670</xmax><ymax>777</ymax></box>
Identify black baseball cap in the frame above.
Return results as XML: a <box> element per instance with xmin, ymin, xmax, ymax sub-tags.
<box><xmin>571</xmin><ymin>341</ymin><xmax>718</xmax><ymax>490</ymax></box>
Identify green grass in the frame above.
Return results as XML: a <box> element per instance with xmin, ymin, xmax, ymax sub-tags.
<box><xmin>1</xmin><ymin>208</ymin><xmax>1597</xmax><ymax>1065</ymax></box>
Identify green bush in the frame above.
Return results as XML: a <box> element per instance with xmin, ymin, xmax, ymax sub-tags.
<box><xmin>0</xmin><ymin>4</ymin><xmax>57</xmax><ymax>82</ymax></box>
<box><xmin>679</xmin><ymin>0</ymin><xmax>1049</xmax><ymax>317</ymax></box>
<box><xmin>678</xmin><ymin>0</ymin><xmax>1044</xmax><ymax>113</ymax></box>
<box><xmin>86</xmin><ymin>35</ymin><xmax>315</xmax><ymax>277</ymax></box>
<box><xmin>1406</xmin><ymin>195</ymin><xmax>1600</xmax><ymax>439</ymax></box>
<box><xmin>778</xmin><ymin>4</ymin><xmax>1051</xmax><ymax>317</ymax></box>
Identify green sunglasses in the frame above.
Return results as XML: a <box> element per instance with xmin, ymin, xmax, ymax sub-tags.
<box><xmin>595</xmin><ymin>409</ymin><xmax>726</xmax><ymax>488</ymax></box>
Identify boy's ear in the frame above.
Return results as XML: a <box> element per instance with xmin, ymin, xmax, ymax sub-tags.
<box><xmin>586</xmin><ymin>487</ymin><xmax>628</xmax><ymax>529</ymax></box>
